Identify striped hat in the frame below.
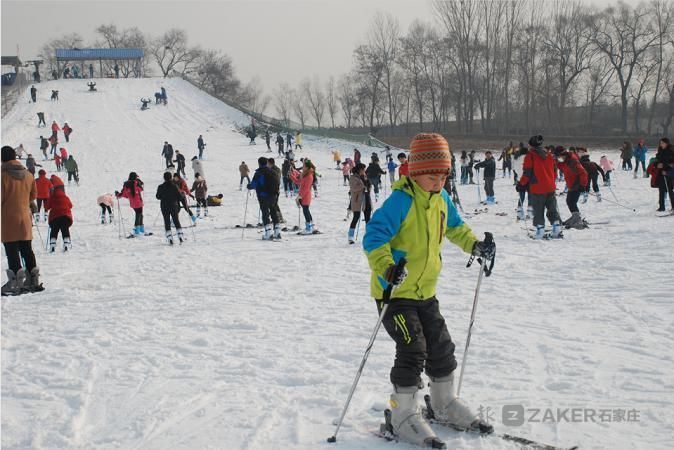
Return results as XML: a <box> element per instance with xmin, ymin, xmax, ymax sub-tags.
<box><xmin>408</xmin><ymin>133</ymin><xmax>452</xmax><ymax>177</ymax></box>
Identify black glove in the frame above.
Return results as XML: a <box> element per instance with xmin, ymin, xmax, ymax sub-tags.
<box><xmin>515</xmin><ymin>183</ymin><xmax>527</xmax><ymax>193</ymax></box>
<box><xmin>472</xmin><ymin>238</ymin><xmax>496</xmax><ymax>260</ymax></box>
<box><xmin>114</xmin><ymin>190</ymin><xmax>120</xmax><ymax>196</ymax></box>
<box><xmin>384</xmin><ymin>264</ymin><xmax>408</xmax><ymax>286</ymax></box>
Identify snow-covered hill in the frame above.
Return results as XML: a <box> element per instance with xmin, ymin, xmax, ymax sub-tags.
<box><xmin>2</xmin><ymin>78</ymin><xmax>673</xmax><ymax>450</ymax></box>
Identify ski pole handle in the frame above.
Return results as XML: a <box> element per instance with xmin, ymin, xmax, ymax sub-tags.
<box><xmin>381</xmin><ymin>257</ymin><xmax>407</xmax><ymax>304</ymax></box>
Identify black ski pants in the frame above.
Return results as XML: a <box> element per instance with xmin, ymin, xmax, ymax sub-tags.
<box><xmin>658</xmin><ymin>177</ymin><xmax>674</xmax><ymax>210</ymax></box>
<box><xmin>161</xmin><ymin>205</ymin><xmax>182</xmax><ymax>231</ymax></box>
<box><xmin>484</xmin><ymin>177</ymin><xmax>495</xmax><ymax>197</ymax></box>
<box><xmin>566</xmin><ymin>190</ymin><xmax>581</xmax><ymax>213</ymax></box>
<box><xmin>302</xmin><ymin>205</ymin><xmax>312</xmax><ymax>223</ymax></box>
<box><xmin>378</xmin><ymin>297</ymin><xmax>457</xmax><ymax>387</ymax></box>
<box><xmin>4</xmin><ymin>241</ymin><xmax>37</xmax><ymax>273</ymax></box>
<box><xmin>100</xmin><ymin>203</ymin><xmax>112</xmax><ymax>216</ymax></box>
<box><xmin>49</xmin><ymin>216</ymin><xmax>71</xmax><ymax>240</ymax></box>
<box><xmin>529</xmin><ymin>192</ymin><xmax>561</xmax><ymax>227</ymax></box>
<box><xmin>259</xmin><ymin>196</ymin><xmax>281</xmax><ymax>226</ymax></box>
<box><xmin>133</xmin><ymin>207</ymin><xmax>143</xmax><ymax>226</ymax></box>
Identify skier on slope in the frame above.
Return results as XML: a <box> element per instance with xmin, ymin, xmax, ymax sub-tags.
<box><xmin>386</xmin><ymin>156</ymin><xmax>398</xmax><ymax>186</ymax></box>
<box><xmin>474</xmin><ymin>151</ymin><xmax>497</xmax><ymax>205</ymax></box>
<box><xmin>63</xmin><ymin>155</ymin><xmax>79</xmax><ymax>185</ymax></box>
<box><xmin>116</xmin><ymin>172</ymin><xmax>145</xmax><ymax>237</ymax></box>
<box><xmin>554</xmin><ymin>146</ymin><xmax>589</xmax><ymax>229</ymax></box>
<box><xmin>97</xmin><ymin>193</ymin><xmax>114</xmax><ymax>224</ymax></box>
<box><xmin>366</xmin><ymin>158</ymin><xmax>386</xmax><ymax>202</ymax></box>
<box><xmin>156</xmin><ymin>172</ymin><xmax>185</xmax><ymax>245</ymax></box>
<box><xmin>38</xmin><ymin>137</ymin><xmax>48</xmax><ymax>161</ymax></box>
<box><xmin>517</xmin><ymin>135</ymin><xmax>562</xmax><ymax>239</ymax></box>
<box><xmin>62</xmin><ymin>122</ymin><xmax>73</xmax><ymax>143</ymax></box>
<box><xmin>290</xmin><ymin>159</ymin><xmax>317</xmax><ymax>234</ymax></box>
<box><xmin>397</xmin><ymin>152</ymin><xmax>409</xmax><ymax>179</ymax></box>
<box><xmin>295</xmin><ymin>131</ymin><xmax>302</xmax><ymax>150</ymax></box>
<box><xmin>197</xmin><ymin>135</ymin><xmax>206</xmax><ymax>160</ymax></box>
<box><xmin>248</xmin><ymin>157</ymin><xmax>282</xmax><ymax>240</ymax></box>
<box><xmin>30</xmin><ymin>85</ymin><xmax>37</xmax><ymax>103</ymax></box>
<box><xmin>37</xmin><ymin>112</ymin><xmax>46</xmax><ymax>127</ymax></box>
<box><xmin>276</xmin><ymin>133</ymin><xmax>284</xmax><ymax>157</ymax></box>
<box><xmin>191</xmin><ymin>156</ymin><xmax>205</xmax><ymax>179</ymax></box>
<box><xmin>173</xmin><ymin>173</ymin><xmax>197</xmax><ymax>225</ymax></box>
<box><xmin>239</xmin><ymin>161</ymin><xmax>251</xmax><ymax>191</ymax></box>
<box><xmin>579</xmin><ymin>150</ymin><xmax>605</xmax><ymax>203</ymax></box>
<box><xmin>362</xmin><ymin>133</ymin><xmax>494</xmax><ymax>448</ymax></box>
<box><xmin>34</xmin><ymin>169</ymin><xmax>52</xmax><ymax>222</ymax></box>
<box><xmin>25</xmin><ymin>154</ymin><xmax>41</xmax><ymax>175</ymax></box>
<box><xmin>46</xmin><ymin>175</ymin><xmax>74</xmax><ymax>252</ymax></box>
<box><xmin>51</xmin><ymin>121</ymin><xmax>60</xmax><ymax>138</ymax></box>
<box><xmin>599</xmin><ymin>155</ymin><xmax>615</xmax><ymax>186</ymax></box>
<box><xmin>264</xmin><ymin>129</ymin><xmax>271</xmax><ymax>152</ymax></box>
<box><xmin>512</xmin><ymin>146</ymin><xmax>531</xmax><ymax>220</ymax></box>
<box><xmin>650</xmin><ymin>137</ymin><xmax>674</xmax><ymax>213</ymax></box>
<box><xmin>191</xmin><ymin>173</ymin><xmax>208</xmax><ymax>218</ymax></box>
<box><xmin>162</xmin><ymin>142</ymin><xmax>174</xmax><ymax>169</ymax></box>
<box><xmin>286</xmin><ymin>132</ymin><xmax>294</xmax><ymax>150</ymax></box>
<box><xmin>174</xmin><ymin>150</ymin><xmax>186</xmax><ymax>178</ymax></box>
<box><xmin>347</xmin><ymin>163</ymin><xmax>372</xmax><ymax>244</ymax></box>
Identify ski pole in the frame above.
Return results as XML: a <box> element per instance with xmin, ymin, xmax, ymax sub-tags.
<box><xmin>327</xmin><ymin>258</ymin><xmax>407</xmax><ymax>444</ymax></box>
<box><xmin>241</xmin><ymin>191</ymin><xmax>250</xmax><ymax>240</ymax></box>
<box><xmin>46</xmin><ymin>226</ymin><xmax>51</xmax><ymax>250</ymax></box>
<box><xmin>32</xmin><ymin>217</ymin><xmax>45</xmax><ymax>250</ymax></box>
<box><xmin>476</xmin><ymin>172</ymin><xmax>482</xmax><ymax>204</ymax></box>
<box><xmin>588</xmin><ymin>191</ymin><xmax>636</xmax><ymax>212</ymax></box>
<box><xmin>354</xmin><ymin>196</ymin><xmax>366</xmax><ymax>242</ymax></box>
<box><xmin>458</xmin><ymin>232</ymin><xmax>494</xmax><ymax>397</ymax></box>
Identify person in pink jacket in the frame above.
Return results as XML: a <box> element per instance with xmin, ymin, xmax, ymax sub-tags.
<box><xmin>599</xmin><ymin>155</ymin><xmax>615</xmax><ymax>186</ymax></box>
<box><xmin>97</xmin><ymin>193</ymin><xmax>114</xmax><ymax>224</ymax></box>
<box><xmin>291</xmin><ymin>160</ymin><xmax>317</xmax><ymax>234</ymax></box>
<box><xmin>115</xmin><ymin>172</ymin><xmax>145</xmax><ymax>236</ymax></box>
<box><xmin>341</xmin><ymin>160</ymin><xmax>352</xmax><ymax>186</ymax></box>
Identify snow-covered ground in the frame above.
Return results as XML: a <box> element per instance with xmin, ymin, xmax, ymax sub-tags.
<box><xmin>2</xmin><ymin>78</ymin><xmax>673</xmax><ymax>450</ymax></box>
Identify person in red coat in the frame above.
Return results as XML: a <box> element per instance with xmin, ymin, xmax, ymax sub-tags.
<box><xmin>54</xmin><ymin>153</ymin><xmax>62</xmax><ymax>171</ymax></box>
<box><xmin>517</xmin><ymin>135</ymin><xmax>562</xmax><ymax>239</ymax></box>
<box><xmin>397</xmin><ymin>152</ymin><xmax>409</xmax><ymax>179</ymax></box>
<box><xmin>50</xmin><ymin>120</ymin><xmax>60</xmax><ymax>138</ymax></box>
<box><xmin>62</xmin><ymin>122</ymin><xmax>73</xmax><ymax>143</ymax></box>
<box><xmin>554</xmin><ymin>146</ymin><xmax>588</xmax><ymax>229</ymax></box>
<box><xmin>172</xmin><ymin>173</ymin><xmax>197</xmax><ymax>224</ymax></box>
<box><xmin>46</xmin><ymin>175</ymin><xmax>73</xmax><ymax>252</ymax></box>
<box><xmin>34</xmin><ymin>169</ymin><xmax>52</xmax><ymax>222</ymax></box>
<box><xmin>48</xmin><ymin>135</ymin><xmax>58</xmax><ymax>156</ymax></box>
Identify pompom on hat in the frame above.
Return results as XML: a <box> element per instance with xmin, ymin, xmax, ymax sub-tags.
<box><xmin>408</xmin><ymin>133</ymin><xmax>452</xmax><ymax>177</ymax></box>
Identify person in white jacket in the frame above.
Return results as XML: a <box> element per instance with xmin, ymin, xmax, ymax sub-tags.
<box><xmin>191</xmin><ymin>156</ymin><xmax>205</xmax><ymax>179</ymax></box>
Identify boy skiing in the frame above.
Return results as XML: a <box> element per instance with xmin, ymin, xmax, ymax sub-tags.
<box><xmin>248</xmin><ymin>157</ymin><xmax>282</xmax><ymax>240</ymax></box>
<box><xmin>46</xmin><ymin>175</ymin><xmax>74</xmax><ymax>252</ymax></box>
<box><xmin>363</xmin><ymin>134</ymin><xmax>495</xmax><ymax>447</ymax></box>
<box><xmin>156</xmin><ymin>172</ymin><xmax>185</xmax><ymax>245</ymax></box>
<box><xmin>35</xmin><ymin>169</ymin><xmax>52</xmax><ymax>222</ymax></box>
<box><xmin>474</xmin><ymin>151</ymin><xmax>497</xmax><ymax>204</ymax></box>
<box><xmin>191</xmin><ymin>173</ymin><xmax>208</xmax><ymax>218</ymax></box>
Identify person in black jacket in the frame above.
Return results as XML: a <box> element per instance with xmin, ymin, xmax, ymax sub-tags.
<box><xmin>30</xmin><ymin>86</ymin><xmax>37</xmax><ymax>103</ymax></box>
<box><xmin>365</xmin><ymin>160</ymin><xmax>386</xmax><ymax>202</ymax></box>
<box><xmin>248</xmin><ymin>157</ymin><xmax>282</xmax><ymax>240</ymax></box>
<box><xmin>197</xmin><ymin>135</ymin><xmax>205</xmax><ymax>160</ymax></box>
<box><xmin>174</xmin><ymin>150</ymin><xmax>186</xmax><ymax>177</ymax></box>
<box><xmin>653</xmin><ymin>138</ymin><xmax>674</xmax><ymax>212</ymax></box>
<box><xmin>265</xmin><ymin>130</ymin><xmax>271</xmax><ymax>151</ymax></box>
<box><xmin>162</xmin><ymin>142</ymin><xmax>174</xmax><ymax>168</ymax></box>
<box><xmin>156</xmin><ymin>172</ymin><xmax>184</xmax><ymax>245</ymax></box>
<box><xmin>276</xmin><ymin>133</ymin><xmax>284</xmax><ymax>157</ymax></box>
<box><xmin>579</xmin><ymin>151</ymin><xmax>605</xmax><ymax>203</ymax></box>
<box><xmin>474</xmin><ymin>151</ymin><xmax>497</xmax><ymax>204</ymax></box>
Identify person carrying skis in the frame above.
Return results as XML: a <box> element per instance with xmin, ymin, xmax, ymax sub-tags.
<box><xmin>239</xmin><ymin>161</ymin><xmax>251</xmax><ymax>190</ymax></box>
<box><xmin>347</xmin><ymin>163</ymin><xmax>372</xmax><ymax>244</ymax></box>
<box><xmin>162</xmin><ymin>142</ymin><xmax>174</xmax><ymax>168</ymax></box>
<box><xmin>37</xmin><ymin>112</ymin><xmax>46</xmax><ymax>127</ymax></box>
<box><xmin>290</xmin><ymin>159</ymin><xmax>317</xmax><ymax>234</ymax></box>
<box><xmin>474</xmin><ymin>151</ymin><xmax>497</xmax><ymax>204</ymax></box>
<box><xmin>173</xmin><ymin>173</ymin><xmax>197</xmax><ymax>225</ymax></box>
<box><xmin>1</xmin><ymin>146</ymin><xmax>43</xmax><ymax>295</ymax></box>
<box><xmin>156</xmin><ymin>172</ymin><xmax>185</xmax><ymax>245</ymax></box>
<box><xmin>116</xmin><ymin>172</ymin><xmax>145</xmax><ymax>237</ymax></box>
<box><xmin>366</xmin><ymin>159</ymin><xmax>386</xmax><ymax>202</ymax></box>
<box><xmin>63</xmin><ymin>155</ymin><xmax>79</xmax><ymax>185</ymax></box>
<box><xmin>191</xmin><ymin>173</ymin><xmax>208</xmax><ymax>218</ymax></box>
<box><xmin>248</xmin><ymin>157</ymin><xmax>282</xmax><ymax>240</ymax></box>
<box><xmin>30</xmin><ymin>85</ymin><xmax>37</xmax><ymax>103</ymax></box>
<box><xmin>362</xmin><ymin>133</ymin><xmax>494</xmax><ymax>448</ymax></box>
<box><xmin>517</xmin><ymin>135</ymin><xmax>562</xmax><ymax>239</ymax></box>
<box><xmin>97</xmin><ymin>193</ymin><xmax>114</xmax><ymax>224</ymax></box>
<box><xmin>35</xmin><ymin>169</ymin><xmax>52</xmax><ymax>222</ymax></box>
<box><xmin>46</xmin><ymin>175</ymin><xmax>74</xmax><ymax>252</ymax></box>
<box><xmin>579</xmin><ymin>150</ymin><xmax>605</xmax><ymax>203</ymax></box>
<box><xmin>599</xmin><ymin>155</ymin><xmax>615</xmax><ymax>186</ymax></box>
<box><xmin>197</xmin><ymin>135</ymin><xmax>206</xmax><ymax>160</ymax></box>
<box><xmin>554</xmin><ymin>146</ymin><xmax>588</xmax><ymax>229</ymax></box>
<box><xmin>62</xmin><ymin>122</ymin><xmax>73</xmax><ymax>142</ymax></box>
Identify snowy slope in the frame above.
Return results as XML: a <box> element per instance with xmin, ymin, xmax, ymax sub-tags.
<box><xmin>2</xmin><ymin>78</ymin><xmax>674</xmax><ymax>450</ymax></box>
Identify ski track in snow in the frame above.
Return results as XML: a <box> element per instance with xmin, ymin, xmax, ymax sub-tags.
<box><xmin>2</xmin><ymin>78</ymin><xmax>674</xmax><ymax>450</ymax></box>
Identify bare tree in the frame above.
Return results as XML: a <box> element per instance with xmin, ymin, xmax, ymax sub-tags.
<box><xmin>304</xmin><ymin>76</ymin><xmax>326</xmax><ymax>128</ymax></box>
<box><xmin>590</xmin><ymin>2</ymin><xmax>662</xmax><ymax>133</ymax></box>
<box><xmin>193</xmin><ymin>49</ymin><xmax>240</xmax><ymax>100</ymax></box>
<box><xmin>337</xmin><ymin>74</ymin><xmax>357</xmax><ymax>128</ymax></box>
<box><xmin>240</xmin><ymin>76</ymin><xmax>271</xmax><ymax>115</ymax></box>
<box><xmin>542</xmin><ymin>0</ymin><xmax>594</xmax><ymax>132</ymax></box>
<box><xmin>292</xmin><ymin>83</ymin><xmax>308</xmax><ymax>129</ymax></box>
<box><xmin>368</xmin><ymin>12</ymin><xmax>401</xmax><ymax>130</ymax></box>
<box><xmin>647</xmin><ymin>0</ymin><xmax>673</xmax><ymax>134</ymax></box>
<box><xmin>399</xmin><ymin>20</ymin><xmax>430</xmax><ymax>131</ymax></box>
<box><xmin>273</xmin><ymin>83</ymin><xmax>293</xmax><ymax>127</ymax></box>
<box><xmin>150</xmin><ymin>29</ymin><xmax>201</xmax><ymax>77</ymax></box>
<box><xmin>95</xmin><ymin>24</ymin><xmax>149</xmax><ymax>77</ymax></box>
<box><xmin>325</xmin><ymin>76</ymin><xmax>338</xmax><ymax>128</ymax></box>
<box><xmin>584</xmin><ymin>53</ymin><xmax>614</xmax><ymax>131</ymax></box>
<box><xmin>38</xmin><ymin>33</ymin><xmax>84</xmax><ymax>75</ymax></box>
<box><xmin>501</xmin><ymin>0</ymin><xmax>525</xmax><ymax>133</ymax></box>
<box><xmin>353</xmin><ymin>43</ymin><xmax>384</xmax><ymax>131</ymax></box>
<box><xmin>630</xmin><ymin>50</ymin><xmax>659</xmax><ymax>133</ymax></box>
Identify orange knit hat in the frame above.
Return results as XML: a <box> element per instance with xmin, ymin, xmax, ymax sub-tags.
<box><xmin>408</xmin><ymin>133</ymin><xmax>452</xmax><ymax>177</ymax></box>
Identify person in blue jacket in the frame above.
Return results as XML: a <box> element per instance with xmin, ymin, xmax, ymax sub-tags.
<box><xmin>633</xmin><ymin>139</ymin><xmax>648</xmax><ymax>178</ymax></box>
<box><xmin>248</xmin><ymin>157</ymin><xmax>282</xmax><ymax>240</ymax></box>
<box><xmin>386</xmin><ymin>156</ymin><xmax>398</xmax><ymax>186</ymax></box>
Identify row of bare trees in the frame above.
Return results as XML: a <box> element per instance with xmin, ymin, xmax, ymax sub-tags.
<box><xmin>267</xmin><ymin>0</ymin><xmax>674</xmax><ymax>137</ymax></box>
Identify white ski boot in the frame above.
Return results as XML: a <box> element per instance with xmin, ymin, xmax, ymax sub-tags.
<box><xmin>551</xmin><ymin>220</ymin><xmax>563</xmax><ymax>238</ymax></box>
<box><xmin>428</xmin><ymin>372</ymin><xmax>493</xmax><ymax>434</ymax></box>
<box><xmin>596</xmin><ymin>192</ymin><xmax>602</xmax><ymax>202</ymax></box>
<box><xmin>516</xmin><ymin>206</ymin><xmax>525</xmax><ymax>221</ymax></box>
<box><xmin>262</xmin><ymin>224</ymin><xmax>273</xmax><ymax>240</ymax></box>
<box><xmin>299</xmin><ymin>222</ymin><xmax>313</xmax><ymax>235</ymax></box>
<box><xmin>177</xmin><ymin>228</ymin><xmax>185</xmax><ymax>244</ymax></box>
<box><xmin>348</xmin><ymin>228</ymin><xmax>355</xmax><ymax>244</ymax></box>
<box><xmin>272</xmin><ymin>224</ymin><xmax>282</xmax><ymax>240</ymax></box>
<box><xmin>534</xmin><ymin>225</ymin><xmax>546</xmax><ymax>240</ymax></box>
<box><xmin>49</xmin><ymin>237</ymin><xmax>57</xmax><ymax>253</ymax></box>
<box><xmin>165</xmin><ymin>230</ymin><xmax>174</xmax><ymax>245</ymax></box>
<box><xmin>387</xmin><ymin>387</ymin><xmax>446</xmax><ymax>448</ymax></box>
<box><xmin>63</xmin><ymin>237</ymin><xmax>72</xmax><ymax>252</ymax></box>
